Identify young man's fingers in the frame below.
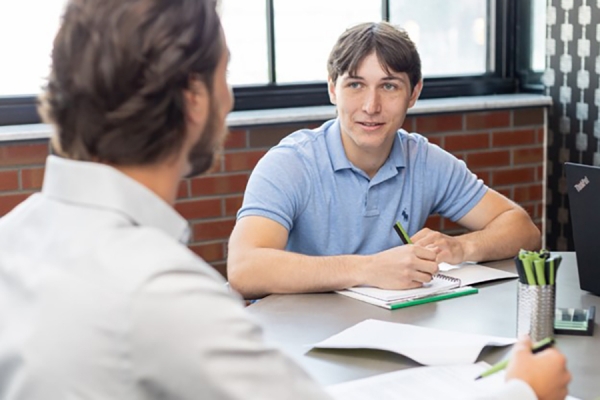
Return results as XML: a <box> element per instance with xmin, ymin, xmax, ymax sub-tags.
<box><xmin>412</xmin><ymin>245</ymin><xmax>439</xmax><ymax>261</ymax></box>
<box><xmin>411</xmin><ymin>270</ymin><xmax>436</xmax><ymax>284</ymax></box>
<box><xmin>410</xmin><ymin>228</ymin><xmax>433</xmax><ymax>243</ymax></box>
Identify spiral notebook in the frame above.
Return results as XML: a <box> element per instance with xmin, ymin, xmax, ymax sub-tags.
<box><xmin>337</xmin><ymin>274</ymin><xmax>461</xmax><ymax>303</ymax></box>
<box><xmin>336</xmin><ymin>264</ymin><xmax>517</xmax><ymax>309</ymax></box>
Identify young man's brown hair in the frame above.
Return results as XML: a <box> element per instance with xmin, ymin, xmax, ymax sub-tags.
<box><xmin>327</xmin><ymin>21</ymin><xmax>422</xmax><ymax>91</ymax></box>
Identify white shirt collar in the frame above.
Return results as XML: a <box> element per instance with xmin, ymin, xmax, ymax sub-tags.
<box><xmin>42</xmin><ymin>155</ymin><xmax>190</xmax><ymax>243</ymax></box>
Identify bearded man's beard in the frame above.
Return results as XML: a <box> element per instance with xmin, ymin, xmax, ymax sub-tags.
<box><xmin>185</xmin><ymin>100</ymin><xmax>228</xmax><ymax>178</ymax></box>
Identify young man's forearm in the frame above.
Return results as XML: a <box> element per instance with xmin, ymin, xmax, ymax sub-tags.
<box><xmin>227</xmin><ymin>249</ymin><xmax>370</xmax><ymax>299</ymax></box>
<box><xmin>458</xmin><ymin>209</ymin><xmax>541</xmax><ymax>262</ymax></box>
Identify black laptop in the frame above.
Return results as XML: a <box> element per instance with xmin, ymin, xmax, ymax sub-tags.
<box><xmin>565</xmin><ymin>162</ymin><xmax>600</xmax><ymax>295</ymax></box>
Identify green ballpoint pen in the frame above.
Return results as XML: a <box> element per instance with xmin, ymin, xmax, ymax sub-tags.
<box><xmin>393</xmin><ymin>221</ymin><xmax>412</xmax><ymax>245</ymax></box>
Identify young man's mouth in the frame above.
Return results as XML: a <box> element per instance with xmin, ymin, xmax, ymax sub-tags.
<box><xmin>357</xmin><ymin>121</ymin><xmax>385</xmax><ymax>130</ymax></box>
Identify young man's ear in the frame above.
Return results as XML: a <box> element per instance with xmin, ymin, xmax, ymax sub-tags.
<box><xmin>327</xmin><ymin>78</ymin><xmax>337</xmax><ymax>105</ymax></box>
<box><xmin>183</xmin><ymin>77</ymin><xmax>210</xmax><ymax>126</ymax></box>
<box><xmin>408</xmin><ymin>79</ymin><xmax>423</xmax><ymax>108</ymax></box>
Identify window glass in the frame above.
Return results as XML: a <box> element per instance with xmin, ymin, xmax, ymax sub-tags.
<box><xmin>220</xmin><ymin>0</ymin><xmax>269</xmax><ymax>85</ymax></box>
<box><xmin>0</xmin><ymin>0</ymin><xmax>66</xmax><ymax>96</ymax></box>
<box><xmin>273</xmin><ymin>0</ymin><xmax>381</xmax><ymax>83</ymax></box>
<box><xmin>389</xmin><ymin>0</ymin><xmax>488</xmax><ymax>77</ymax></box>
<box><xmin>531</xmin><ymin>0</ymin><xmax>547</xmax><ymax>72</ymax></box>
<box><xmin>0</xmin><ymin>0</ymin><xmax>268</xmax><ymax>97</ymax></box>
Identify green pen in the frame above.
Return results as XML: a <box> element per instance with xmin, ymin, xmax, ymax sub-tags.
<box><xmin>519</xmin><ymin>252</ymin><xmax>537</xmax><ymax>285</ymax></box>
<box><xmin>475</xmin><ymin>337</ymin><xmax>555</xmax><ymax>380</ymax></box>
<box><xmin>390</xmin><ymin>287</ymin><xmax>479</xmax><ymax>309</ymax></box>
<box><xmin>393</xmin><ymin>221</ymin><xmax>412</xmax><ymax>245</ymax></box>
<box><xmin>534</xmin><ymin>258</ymin><xmax>547</xmax><ymax>286</ymax></box>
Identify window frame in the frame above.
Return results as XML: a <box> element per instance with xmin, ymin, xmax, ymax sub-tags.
<box><xmin>515</xmin><ymin>0</ymin><xmax>544</xmax><ymax>93</ymax></box>
<box><xmin>0</xmin><ymin>0</ymin><xmax>531</xmax><ymax>125</ymax></box>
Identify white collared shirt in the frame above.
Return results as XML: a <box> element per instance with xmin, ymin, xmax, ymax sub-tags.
<box><xmin>0</xmin><ymin>155</ymin><xmax>329</xmax><ymax>400</ymax></box>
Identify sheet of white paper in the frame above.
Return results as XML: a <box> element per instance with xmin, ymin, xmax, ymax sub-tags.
<box><xmin>442</xmin><ymin>264</ymin><xmax>517</xmax><ymax>286</ymax></box>
<box><xmin>438</xmin><ymin>261</ymin><xmax>474</xmax><ymax>272</ymax></box>
<box><xmin>327</xmin><ymin>362</ymin><xmax>501</xmax><ymax>400</ymax></box>
<box><xmin>326</xmin><ymin>362</ymin><xmax>581</xmax><ymax>400</ymax></box>
<box><xmin>311</xmin><ymin>319</ymin><xmax>516</xmax><ymax>366</ymax></box>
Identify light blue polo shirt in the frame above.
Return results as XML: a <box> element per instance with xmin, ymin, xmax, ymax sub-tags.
<box><xmin>237</xmin><ymin>119</ymin><xmax>487</xmax><ymax>256</ymax></box>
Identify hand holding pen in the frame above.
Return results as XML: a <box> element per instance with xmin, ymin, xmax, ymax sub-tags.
<box><xmin>363</xmin><ymin>221</ymin><xmax>437</xmax><ymax>289</ymax></box>
<box><xmin>475</xmin><ymin>337</ymin><xmax>555</xmax><ymax>380</ymax></box>
<box><xmin>363</xmin><ymin>245</ymin><xmax>438</xmax><ymax>289</ymax></box>
<box><xmin>503</xmin><ymin>336</ymin><xmax>571</xmax><ymax>400</ymax></box>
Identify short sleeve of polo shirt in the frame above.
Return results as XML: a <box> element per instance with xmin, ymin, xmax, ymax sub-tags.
<box><xmin>424</xmin><ymin>140</ymin><xmax>488</xmax><ymax>221</ymax></box>
<box><xmin>236</xmin><ymin>145</ymin><xmax>311</xmax><ymax>232</ymax></box>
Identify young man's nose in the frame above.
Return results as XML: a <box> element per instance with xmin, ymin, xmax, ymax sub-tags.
<box><xmin>362</xmin><ymin>89</ymin><xmax>382</xmax><ymax>114</ymax></box>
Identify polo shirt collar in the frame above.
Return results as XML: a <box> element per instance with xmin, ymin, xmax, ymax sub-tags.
<box><xmin>42</xmin><ymin>155</ymin><xmax>191</xmax><ymax>243</ymax></box>
<box><xmin>326</xmin><ymin>119</ymin><xmax>353</xmax><ymax>171</ymax></box>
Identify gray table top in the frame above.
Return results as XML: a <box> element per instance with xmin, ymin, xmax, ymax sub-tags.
<box><xmin>247</xmin><ymin>252</ymin><xmax>600</xmax><ymax>399</ymax></box>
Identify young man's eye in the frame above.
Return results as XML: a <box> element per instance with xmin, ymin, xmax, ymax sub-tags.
<box><xmin>383</xmin><ymin>83</ymin><xmax>397</xmax><ymax>90</ymax></box>
<box><xmin>348</xmin><ymin>82</ymin><xmax>362</xmax><ymax>89</ymax></box>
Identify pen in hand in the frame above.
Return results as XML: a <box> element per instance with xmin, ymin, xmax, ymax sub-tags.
<box><xmin>393</xmin><ymin>221</ymin><xmax>412</xmax><ymax>245</ymax></box>
<box><xmin>474</xmin><ymin>337</ymin><xmax>555</xmax><ymax>380</ymax></box>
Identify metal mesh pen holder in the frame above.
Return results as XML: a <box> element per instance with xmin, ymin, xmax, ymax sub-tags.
<box><xmin>516</xmin><ymin>283</ymin><xmax>555</xmax><ymax>342</ymax></box>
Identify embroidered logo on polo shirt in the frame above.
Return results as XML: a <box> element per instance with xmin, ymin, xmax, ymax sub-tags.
<box><xmin>401</xmin><ymin>208</ymin><xmax>409</xmax><ymax>221</ymax></box>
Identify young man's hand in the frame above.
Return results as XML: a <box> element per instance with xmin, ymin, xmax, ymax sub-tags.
<box><xmin>411</xmin><ymin>228</ymin><xmax>465</xmax><ymax>265</ymax></box>
<box><xmin>360</xmin><ymin>245</ymin><xmax>438</xmax><ymax>289</ymax></box>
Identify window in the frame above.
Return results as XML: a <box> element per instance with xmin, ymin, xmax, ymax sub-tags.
<box><xmin>220</xmin><ymin>0</ymin><xmax>269</xmax><ymax>85</ymax></box>
<box><xmin>0</xmin><ymin>1</ymin><xmax>65</xmax><ymax>97</ymax></box>
<box><xmin>272</xmin><ymin>0</ymin><xmax>381</xmax><ymax>83</ymax></box>
<box><xmin>531</xmin><ymin>0</ymin><xmax>547</xmax><ymax>72</ymax></box>
<box><xmin>0</xmin><ymin>0</ymin><xmax>528</xmax><ymax>125</ymax></box>
<box><xmin>515</xmin><ymin>0</ymin><xmax>546</xmax><ymax>91</ymax></box>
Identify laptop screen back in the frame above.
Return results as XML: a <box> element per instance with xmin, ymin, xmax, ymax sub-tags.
<box><xmin>565</xmin><ymin>162</ymin><xmax>600</xmax><ymax>295</ymax></box>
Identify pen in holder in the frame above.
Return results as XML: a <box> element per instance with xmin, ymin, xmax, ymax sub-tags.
<box><xmin>514</xmin><ymin>250</ymin><xmax>560</xmax><ymax>342</ymax></box>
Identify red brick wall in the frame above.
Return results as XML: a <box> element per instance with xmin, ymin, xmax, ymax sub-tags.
<box><xmin>0</xmin><ymin>107</ymin><xmax>545</xmax><ymax>277</ymax></box>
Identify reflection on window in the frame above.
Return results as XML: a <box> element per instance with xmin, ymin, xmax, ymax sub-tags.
<box><xmin>389</xmin><ymin>0</ymin><xmax>488</xmax><ymax>77</ymax></box>
<box><xmin>273</xmin><ymin>0</ymin><xmax>381</xmax><ymax>83</ymax></box>
<box><xmin>220</xmin><ymin>0</ymin><xmax>269</xmax><ymax>85</ymax></box>
<box><xmin>0</xmin><ymin>0</ymin><xmax>66</xmax><ymax>96</ymax></box>
<box><xmin>531</xmin><ymin>0</ymin><xmax>547</xmax><ymax>72</ymax></box>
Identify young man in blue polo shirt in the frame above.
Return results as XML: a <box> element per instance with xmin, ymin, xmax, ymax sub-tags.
<box><xmin>228</xmin><ymin>22</ymin><xmax>541</xmax><ymax>300</ymax></box>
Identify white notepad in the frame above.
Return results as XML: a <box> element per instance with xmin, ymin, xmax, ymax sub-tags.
<box><xmin>342</xmin><ymin>273</ymin><xmax>460</xmax><ymax>302</ymax></box>
<box><xmin>336</xmin><ymin>263</ymin><xmax>517</xmax><ymax>307</ymax></box>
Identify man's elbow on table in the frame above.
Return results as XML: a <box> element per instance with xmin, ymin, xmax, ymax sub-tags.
<box><xmin>227</xmin><ymin>252</ymin><xmax>266</xmax><ymax>300</ymax></box>
<box><xmin>515</xmin><ymin>208</ymin><xmax>542</xmax><ymax>252</ymax></box>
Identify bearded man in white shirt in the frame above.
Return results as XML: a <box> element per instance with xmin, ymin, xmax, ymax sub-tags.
<box><xmin>0</xmin><ymin>0</ymin><xmax>569</xmax><ymax>399</ymax></box>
